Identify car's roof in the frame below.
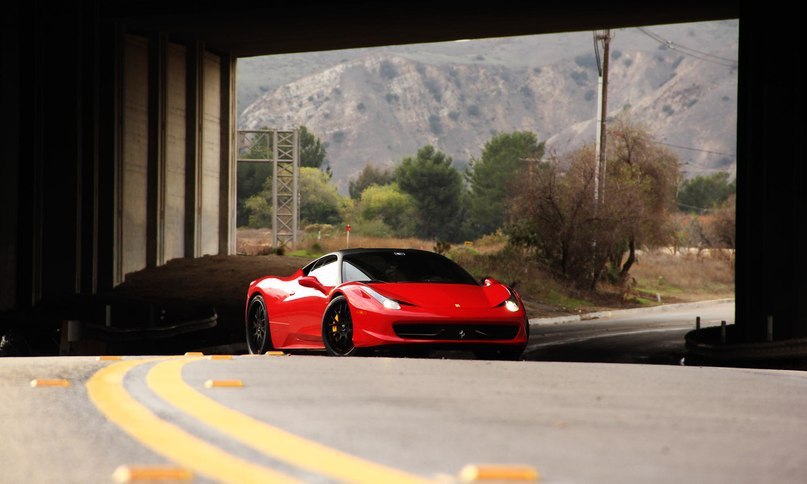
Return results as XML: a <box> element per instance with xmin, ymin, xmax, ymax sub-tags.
<box><xmin>301</xmin><ymin>248</ymin><xmax>445</xmax><ymax>273</ymax></box>
<box><xmin>331</xmin><ymin>248</ymin><xmax>437</xmax><ymax>257</ymax></box>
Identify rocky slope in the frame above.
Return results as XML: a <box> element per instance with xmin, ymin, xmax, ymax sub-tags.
<box><xmin>238</xmin><ymin>21</ymin><xmax>738</xmax><ymax>191</ymax></box>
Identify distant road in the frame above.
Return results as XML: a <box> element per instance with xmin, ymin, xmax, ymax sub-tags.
<box><xmin>525</xmin><ymin>300</ymin><xmax>734</xmax><ymax>365</ymax></box>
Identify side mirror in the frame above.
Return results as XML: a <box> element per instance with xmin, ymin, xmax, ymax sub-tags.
<box><xmin>299</xmin><ymin>275</ymin><xmax>327</xmax><ymax>294</ymax></box>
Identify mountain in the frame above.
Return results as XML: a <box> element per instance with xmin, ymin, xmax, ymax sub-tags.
<box><xmin>238</xmin><ymin>20</ymin><xmax>738</xmax><ymax>191</ymax></box>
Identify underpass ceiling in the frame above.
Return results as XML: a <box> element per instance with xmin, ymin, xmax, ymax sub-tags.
<box><xmin>100</xmin><ymin>1</ymin><xmax>739</xmax><ymax>57</ymax></box>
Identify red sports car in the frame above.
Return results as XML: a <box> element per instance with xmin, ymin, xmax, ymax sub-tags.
<box><xmin>244</xmin><ymin>248</ymin><xmax>529</xmax><ymax>359</ymax></box>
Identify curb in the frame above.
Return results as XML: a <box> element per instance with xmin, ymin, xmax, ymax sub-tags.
<box><xmin>529</xmin><ymin>298</ymin><xmax>735</xmax><ymax>327</ymax></box>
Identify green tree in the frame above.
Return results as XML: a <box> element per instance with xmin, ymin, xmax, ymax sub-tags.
<box><xmin>236</xmin><ymin>130</ymin><xmax>273</xmax><ymax>226</ymax></box>
<box><xmin>299</xmin><ymin>125</ymin><xmax>327</xmax><ymax>169</ymax></box>
<box><xmin>348</xmin><ymin>163</ymin><xmax>395</xmax><ymax>199</ymax></box>
<box><xmin>237</xmin><ymin>163</ymin><xmax>272</xmax><ymax>226</ymax></box>
<box><xmin>677</xmin><ymin>172</ymin><xmax>736</xmax><ymax>213</ymax></box>
<box><xmin>244</xmin><ymin>193</ymin><xmax>272</xmax><ymax>228</ymax></box>
<box><xmin>356</xmin><ymin>183</ymin><xmax>417</xmax><ymax>236</ymax></box>
<box><xmin>242</xmin><ymin>175</ymin><xmax>273</xmax><ymax>228</ymax></box>
<box><xmin>467</xmin><ymin>131</ymin><xmax>545</xmax><ymax>237</ymax></box>
<box><xmin>395</xmin><ymin>145</ymin><xmax>464</xmax><ymax>241</ymax></box>
<box><xmin>237</xmin><ymin>126</ymin><xmax>328</xmax><ymax>226</ymax></box>
<box><xmin>299</xmin><ymin>167</ymin><xmax>345</xmax><ymax>225</ymax></box>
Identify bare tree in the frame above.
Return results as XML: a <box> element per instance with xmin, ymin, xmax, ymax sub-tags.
<box><xmin>507</xmin><ymin>116</ymin><xmax>679</xmax><ymax>289</ymax></box>
<box><xmin>603</xmin><ymin>116</ymin><xmax>679</xmax><ymax>281</ymax></box>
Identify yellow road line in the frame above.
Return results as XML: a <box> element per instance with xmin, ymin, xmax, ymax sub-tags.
<box><xmin>86</xmin><ymin>357</ymin><xmax>299</xmax><ymax>484</ymax></box>
<box><xmin>112</xmin><ymin>465</ymin><xmax>193</xmax><ymax>483</ymax></box>
<box><xmin>459</xmin><ymin>464</ymin><xmax>540</xmax><ymax>482</ymax></box>
<box><xmin>30</xmin><ymin>379</ymin><xmax>70</xmax><ymax>387</ymax></box>
<box><xmin>204</xmin><ymin>379</ymin><xmax>244</xmax><ymax>388</ymax></box>
<box><xmin>147</xmin><ymin>358</ymin><xmax>433</xmax><ymax>484</ymax></box>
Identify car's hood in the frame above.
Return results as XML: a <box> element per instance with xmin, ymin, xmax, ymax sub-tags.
<box><xmin>366</xmin><ymin>282</ymin><xmax>510</xmax><ymax>310</ymax></box>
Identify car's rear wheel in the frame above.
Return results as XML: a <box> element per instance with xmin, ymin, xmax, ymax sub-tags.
<box><xmin>246</xmin><ymin>295</ymin><xmax>272</xmax><ymax>354</ymax></box>
<box><xmin>322</xmin><ymin>296</ymin><xmax>358</xmax><ymax>356</ymax></box>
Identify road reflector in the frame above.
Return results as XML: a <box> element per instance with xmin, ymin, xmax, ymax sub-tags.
<box><xmin>265</xmin><ymin>351</ymin><xmax>286</xmax><ymax>356</ymax></box>
<box><xmin>459</xmin><ymin>464</ymin><xmax>540</xmax><ymax>482</ymax></box>
<box><xmin>112</xmin><ymin>465</ymin><xmax>193</xmax><ymax>482</ymax></box>
<box><xmin>184</xmin><ymin>351</ymin><xmax>204</xmax><ymax>356</ymax></box>
<box><xmin>204</xmin><ymin>379</ymin><xmax>244</xmax><ymax>388</ymax></box>
<box><xmin>207</xmin><ymin>355</ymin><xmax>233</xmax><ymax>360</ymax></box>
<box><xmin>97</xmin><ymin>356</ymin><xmax>122</xmax><ymax>361</ymax></box>
<box><xmin>30</xmin><ymin>379</ymin><xmax>70</xmax><ymax>388</ymax></box>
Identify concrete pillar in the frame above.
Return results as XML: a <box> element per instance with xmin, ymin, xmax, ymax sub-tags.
<box><xmin>147</xmin><ymin>33</ymin><xmax>166</xmax><ymax>268</ymax></box>
<box><xmin>736</xmin><ymin>14</ymin><xmax>807</xmax><ymax>342</ymax></box>
<box><xmin>220</xmin><ymin>55</ymin><xmax>237</xmax><ymax>256</ymax></box>
<box><xmin>0</xmin><ymin>7</ymin><xmax>21</xmax><ymax>311</ymax></box>
<box><xmin>164</xmin><ymin>42</ymin><xmax>188</xmax><ymax>262</ymax></box>
<box><xmin>200</xmin><ymin>51</ymin><xmax>222</xmax><ymax>256</ymax></box>
<box><xmin>185</xmin><ymin>41</ymin><xmax>203</xmax><ymax>259</ymax></box>
<box><xmin>117</xmin><ymin>34</ymin><xmax>149</xmax><ymax>283</ymax></box>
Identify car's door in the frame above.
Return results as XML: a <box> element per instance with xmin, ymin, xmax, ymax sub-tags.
<box><xmin>281</xmin><ymin>255</ymin><xmax>339</xmax><ymax>347</ymax></box>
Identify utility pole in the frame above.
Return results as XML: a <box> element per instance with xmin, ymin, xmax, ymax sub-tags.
<box><xmin>593</xmin><ymin>29</ymin><xmax>611</xmax><ymax>204</ymax></box>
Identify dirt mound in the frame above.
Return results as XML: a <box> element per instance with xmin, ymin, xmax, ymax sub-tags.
<box><xmin>109</xmin><ymin>254</ymin><xmax>313</xmax><ymax>347</ymax></box>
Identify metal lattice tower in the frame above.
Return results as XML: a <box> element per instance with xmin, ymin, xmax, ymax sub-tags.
<box><xmin>236</xmin><ymin>129</ymin><xmax>299</xmax><ymax>249</ymax></box>
<box><xmin>272</xmin><ymin>130</ymin><xmax>299</xmax><ymax>249</ymax></box>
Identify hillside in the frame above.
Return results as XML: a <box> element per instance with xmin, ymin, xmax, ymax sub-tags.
<box><xmin>238</xmin><ymin>20</ymin><xmax>738</xmax><ymax>191</ymax></box>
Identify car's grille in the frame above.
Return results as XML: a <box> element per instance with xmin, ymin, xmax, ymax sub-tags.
<box><xmin>393</xmin><ymin>323</ymin><xmax>519</xmax><ymax>341</ymax></box>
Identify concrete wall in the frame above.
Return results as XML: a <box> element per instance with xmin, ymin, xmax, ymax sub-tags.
<box><xmin>1</xmin><ymin>14</ymin><xmax>237</xmax><ymax>314</ymax></box>
<box><xmin>164</xmin><ymin>43</ymin><xmax>187</xmax><ymax>262</ymax></box>
<box><xmin>201</xmin><ymin>52</ymin><xmax>221</xmax><ymax>256</ymax></box>
<box><xmin>111</xmin><ymin>35</ymin><xmax>232</xmax><ymax>283</ymax></box>
<box><xmin>120</xmin><ymin>35</ymin><xmax>149</xmax><ymax>281</ymax></box>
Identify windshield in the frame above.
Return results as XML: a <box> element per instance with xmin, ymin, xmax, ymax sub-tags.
<box><xmin>342</xmin><ymin>250</ymin><xmax>478</xmax><ymax>285</ymax></box>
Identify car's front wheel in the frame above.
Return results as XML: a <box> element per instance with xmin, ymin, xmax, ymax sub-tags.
<box><xmin>246</xmin><ymin>295</ymin><xmax>272</xmax><ymax>354</ymax></box>
<box><xmin>322</xmin><ymin>296</ymin><xmax>359</xmax><ymax>356</ymax></box>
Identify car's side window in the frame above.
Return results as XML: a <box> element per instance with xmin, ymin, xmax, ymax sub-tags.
<box><xmin>308</xmin><ymin>255</ymin><xmax>340</xmax><ymax>287</ymax></box>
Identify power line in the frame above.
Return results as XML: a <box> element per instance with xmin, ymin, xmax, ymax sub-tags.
<box><xmin>636</xmin><ymin>27</ymin><xmax>737</xmax><ymax>65</ymax></box>
<box><xmin>653</xmin><ymin>140</ymin><xmax>736</xmax><ymax>158</ymax></box>
<box><xmin>636</xmin><ymin>27</ymin><xmax>737</xmax><ymax>68</ymax></box>
<box><xmin>680</xmin><ymin>165</ymin><xmax>731</xmax><ymax>173</ymax></box>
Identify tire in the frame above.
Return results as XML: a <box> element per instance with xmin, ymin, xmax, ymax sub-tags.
<box><xmin>246</xmin><ymin>295</ymin><xmax>272</xmax><ymax>354</ymax></box>
<box><xmin>322</xmin><ymin>296</ymin><xmax>359</xmax><ymax>356</ymax></box>
<box><xmin>474</xmin><ymin>346</ymin><xmax>524</xmax><ymax>361</ymax></box>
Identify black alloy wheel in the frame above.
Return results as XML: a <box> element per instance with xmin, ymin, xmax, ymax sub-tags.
<box><xmin>322</xmin><ymin>296</ymin><xmax>358</xmax><ymax>356</ymax></box>
<box><xmin>246</xmin><ymin>295</ymin><xmax>271</xmax><ymax>354</ymax></box>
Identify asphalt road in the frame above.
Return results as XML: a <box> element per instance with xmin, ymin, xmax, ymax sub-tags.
<box><xmin>525</xmin><ymin>300</ymin><xmax>734</xmax><ymax>365</ymax></box>
<box><xmin>3</xmin><ymin>300</ymin><xmax>806</xmax><ymax>483</ymax></box>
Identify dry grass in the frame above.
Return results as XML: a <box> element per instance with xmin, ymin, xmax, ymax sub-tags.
<box><xmin>235</xmin><ymin>228</ymin><xmax>734</xmax><ymax>314</ymax></box>
<box><xmin>236</xmin><ymin>228</ymin><xmax>274</xmax><ymax>255</ymax></box>
<box><xmin>629</xmin><ymin>249</ymin><xmax>734</xmax><ymax>302</ymax></box>
<box><xmin>317</xmin><ymin>234</ymin><xmax>436</xmax><ymax>252</ymax></box>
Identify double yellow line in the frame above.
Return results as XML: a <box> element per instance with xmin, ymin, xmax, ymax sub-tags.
<box><xmin>87</xmin><ymin>357</ymin><xmax>431</xmax><ymax>483</ymax></box>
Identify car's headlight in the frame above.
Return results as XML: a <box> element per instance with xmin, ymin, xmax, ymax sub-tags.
<box><xmin>362</xmin><ymin>287</ymin><xmax>402</xmax><ymax>310</ymax></box>
<box><xmin>501</xmin><ymin>289</ymin><xmax>521</xmax><ymax>312</ymax></box>
<box><xmin>504</xmin><ymin>299</ymin><xmax>520</xmax><ymax>312</ymax></box>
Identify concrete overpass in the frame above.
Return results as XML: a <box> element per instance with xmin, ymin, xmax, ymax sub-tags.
<box><xmin>4</xmin><ymin>2</ymin><xmax>804</xmax><ymax>361</ymax></box>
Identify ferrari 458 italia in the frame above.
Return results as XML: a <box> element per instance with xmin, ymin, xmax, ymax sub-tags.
<box><xmin>245</xmin><ymin>248</ymin><xmax>528</xmax><ymax>359</ymax></box>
